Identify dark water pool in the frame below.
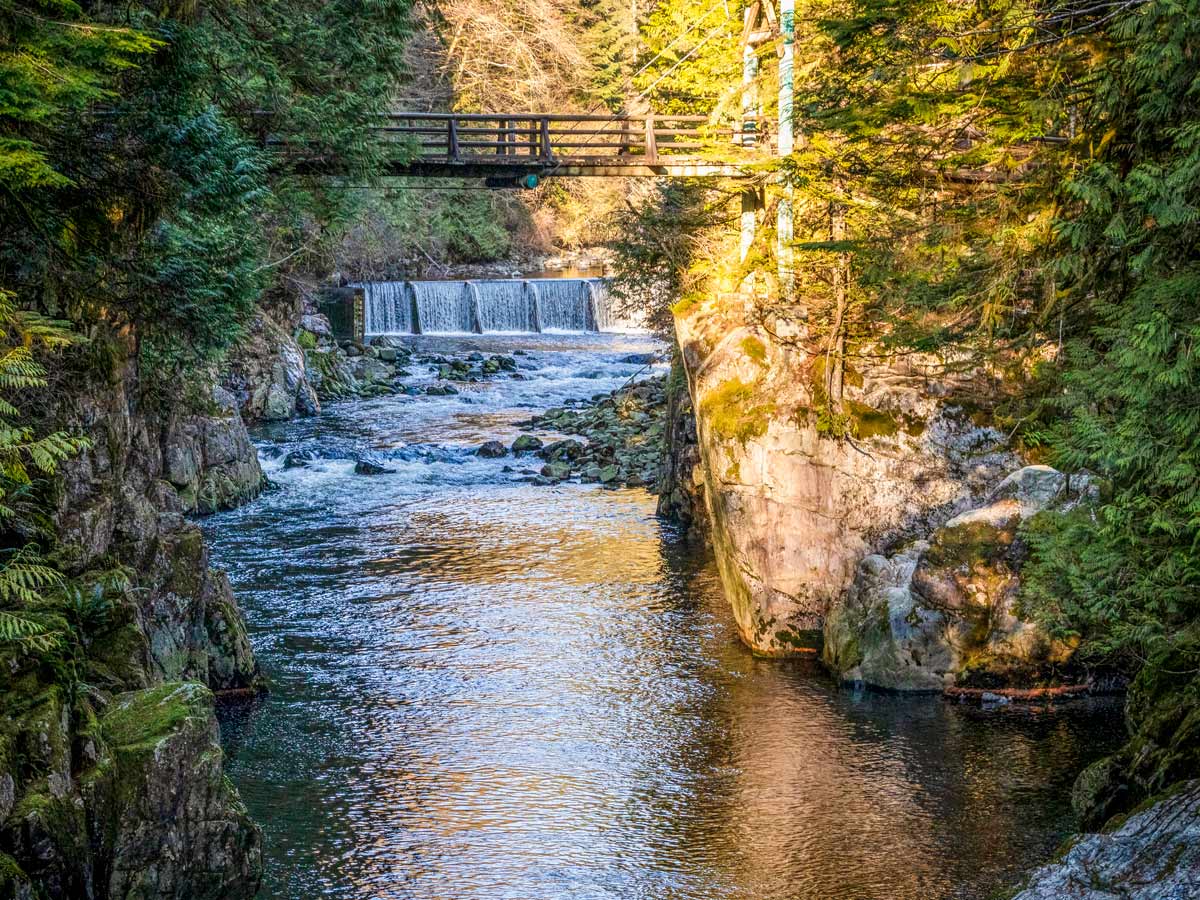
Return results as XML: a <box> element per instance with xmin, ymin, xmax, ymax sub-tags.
<box><xmin>207</xmin><ymin>333</ymin><xmax>1125</xmax><ymax>900</ymax></box>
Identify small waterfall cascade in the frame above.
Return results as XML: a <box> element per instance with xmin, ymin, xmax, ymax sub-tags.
<box><xmin>588</xmin><ymin>280</ymin><xmax>644</xmax><ymax>332</ymax></box>
<box><xmin>357</xmin><ymin>278</ymin><xmax>632</xmax><ymax>335</ymax></box>
<box><xmin>411</xmin><ymin>281</ymin><xmax>476</xmax><ymax>334</ymax></box>
<box><xmin>536</xmin><ymin>279</ymin><xmax>593</xmax><ymax>331</ymax></box>
<box><xmin>360</xmin><ymin>282</ymin><xmax>414</xmax><ymax>335</ymax></box>
<box><xmin>474</xmin><ymin>280</ymin><xmax>537</xmax><ymax>333</ymax></box>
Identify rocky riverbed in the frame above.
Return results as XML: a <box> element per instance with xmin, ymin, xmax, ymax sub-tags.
<box><xmin>294</xmin><ymin>323</ymin><xmax>670</xmax><ymax>492</ymax></box>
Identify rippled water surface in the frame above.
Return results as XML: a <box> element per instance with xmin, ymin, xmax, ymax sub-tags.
<box><xmin>207</xmin><ymin>333</ymin><xmax>1125</xmax><ymax>900</ymax></box>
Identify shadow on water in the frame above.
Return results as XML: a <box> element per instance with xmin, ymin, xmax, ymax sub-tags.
<box><xmin>209</xmin><ymin>333</ymin><xmax>1124</xmax><ymax>900</ymax></box>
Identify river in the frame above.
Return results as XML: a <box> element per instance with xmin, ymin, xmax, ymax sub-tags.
<box><xmin>207</xmin><ymin>332</ymin><xmax>1124</xmax><ymax>900</ymax></box>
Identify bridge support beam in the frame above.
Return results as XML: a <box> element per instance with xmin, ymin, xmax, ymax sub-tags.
<box><xmin>776</xmin><ymin>0</ymin><xmax>796</xmax><ymax>302</ymax></box>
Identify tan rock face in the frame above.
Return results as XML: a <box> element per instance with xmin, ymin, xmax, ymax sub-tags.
<box><xmin>675</xmin><ymin>297</ymin><xmax>1016</xmax><ymax>655</ymax></box>
<box><xmin>824</xmin><ymin>466</ymin><xmax>1083</xmax><ymax>691</ymax></box>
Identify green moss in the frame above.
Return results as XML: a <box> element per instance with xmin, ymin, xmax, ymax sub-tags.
<box><xmin>845</xmin><ymin>399</ymin><xmax>901</xmax><ymax>438</ymax></box>
<box><xmin>699</xmin><ymin>378</ymin><xmax>775</xmax><ymax>445</ymax></box>
<box><xmin>739</xmin><ymin>336</ymin><xmax>768</xmax><ymax>367</ymax></box>
<box><xmin>924</xmin><ymin>520</ymin><xmax>1015</xmax><ymax>571</ymax></box>
<box><xmin>670</xmin><ymin>293</ymin><xmax>701</xmax><ymax>316</ymax></box>
<box><xmin>0</xmin><ymin>852</ymin><xmax>29</xmax><ymax>888</ymax></box>
<box><xmin>101</xmin><ymin>682</ymin><xmax>209</xmax><ymax>752</ymax></box>
<box><xmin>774</xmin><ymin>627</ymin><xmax>822</xmax><ymax>652</ymax></box>
<box><xmin>296</xmin><ymin>329</ymin><xmax>318</xmax><ymax>350</ymax></box>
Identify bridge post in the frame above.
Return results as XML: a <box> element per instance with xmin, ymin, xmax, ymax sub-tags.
<box><xmin>776</xmin><ymin>0</ymin><xmax>796</xmax><ymax>302</ymax></box>
<box><xmin>644</xmin><ymin>115</ymin><xmax>658</xmax><ymax>165</ymax></box>
<box><xmin>448</xmin><ymin>119</ymin><xmax>460</xmax><ymax>162</ymax></box>
<box><xmin>539</xmin><ymin>118</ymin><xmax>552</xmax><ymax>162</ymax></box>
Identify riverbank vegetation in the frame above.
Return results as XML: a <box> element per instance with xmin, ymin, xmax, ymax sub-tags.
<box><xmin>610</xmin><ymin>0</ymin><xmax>1200</xmax><ymax>696</ymax></box>
<box><xmin>0</xmin><ymin>0</ymin><xmax>415</xmax><ymax>707</ymax></box>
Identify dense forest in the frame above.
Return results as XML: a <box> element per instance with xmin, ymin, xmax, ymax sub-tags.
<box><xmin>1</xmin><ymin>0</ymin><xmax>1198</xmax><ymax>896</ymax></box>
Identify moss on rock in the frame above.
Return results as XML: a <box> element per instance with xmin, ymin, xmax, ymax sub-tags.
<box><xmin>699</xmin><ymin>378</ymin><xmax>775</xmax><ymax>446</ymax></box>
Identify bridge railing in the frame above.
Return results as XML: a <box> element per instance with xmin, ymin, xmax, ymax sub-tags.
<box><xmin>381</xmin><ymin>113</ymin><xmax>770</xmax><ymax>165</ymax></box>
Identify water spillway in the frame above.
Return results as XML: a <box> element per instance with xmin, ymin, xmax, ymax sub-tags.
<box><xmin>358</xmin><ymin>278</ymin><xmax>630</xmax><ymax>335</ymax></box>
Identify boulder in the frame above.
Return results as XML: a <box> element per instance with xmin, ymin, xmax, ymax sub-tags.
<box><xmin>540</xmin><ymin>462</ymin><xmax>571</xmax><ymax>481</ymax></box>
<box><xmin>349</xmin><ymin>356</ymin><xmax>392</xmax><ymax>385</ymax></box>
<box><xmin>540</xmin><ymin>439</ymin><xmax>586</xmax><ymax>462</ymax></box>
<box><xmin>598</xmin><ymin>464</ymin><xmax>619</xmax><ymax>484</ymax></box>
<box><xmin>1013</xmin><ymin>781</ymin><xmax>1200</xmax><ymax>900</ymax></box>
<box><xmin>823</xmin><ymin>466</ymin><xmax>1081</xmax><ymax>690</ymax></box>
<box><xmin>476</xmin><ymin>441</ymin><xmax>508</xmax><ymax>459</ymax></box>
<box><xmin>299</xmin><ymin>313</ymin><xmax>332</xmax><ymax>337</ymax></box>
<box><xmin>512</xmin><ymin>435</ymin><xmax>544</xmax><ymax>454</ymax></box>
<box><xmin>282</xmin><ymin>450</ymin><xmax>315</xmax><ymax>469</ymax></box>
<box><xmin>354</xmin><ymin>460</ymin><xmax>391</xmax><ymax>476</ymax></box>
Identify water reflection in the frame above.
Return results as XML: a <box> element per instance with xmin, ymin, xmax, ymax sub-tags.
<box><xmin>209</xmin><ymin>334</ymin><xmax>1124</xmax><ymax>900</ymax></box>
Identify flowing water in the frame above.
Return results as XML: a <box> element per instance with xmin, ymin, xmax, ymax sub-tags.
<box><xmin>360</xmin><ymin>279</ymin><xmax>632</xmax><ymax>335</ymax></box>
<box><xmin>208</xmin><ymin>333</ymin><xmax>1125</xmax><ymax>900</ymax></box>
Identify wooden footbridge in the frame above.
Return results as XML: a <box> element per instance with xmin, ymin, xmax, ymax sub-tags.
<box><xmin>356</xmin><ymin>112</ymin><xmax>770</xmax><ymax>180</ymax></box>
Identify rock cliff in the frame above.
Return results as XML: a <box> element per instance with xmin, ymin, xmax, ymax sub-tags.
<box><xmin>674</xmin><ymin>293</ymin><xmax>1016</xmax><ymax>656</ymax></box>
<box><xmin>0</xmin><ymin>334</ymin><xmax>264</xmax><ymax>898</ymax></box>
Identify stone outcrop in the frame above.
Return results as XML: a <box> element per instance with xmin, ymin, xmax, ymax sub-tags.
<box><xmin>222</xmin><ymin>311</ymin><xmax>320</xmax><ymax>422</ymax></box>
<box><xmin>162</xmin><ymin>386</ymin><xmax>265</xmax><ymax>514</ymax></box>
<box><xmin>674</xmin><ymin>294</ymin><xmax>1016</xmax><ymax>655</ymax></box>
<box><xmin>1012</xmin><ymin>780</ymin><xmax>1200</xmax><ymax>900</ymax></box>
<box><xmin>823</xmin><ymin>466</ymin><xmax>1089</xmax><ymax>691</ymax></box>
<box><xmin>0</xmin><ymin>334</ymin><xmax>263</xmax><ymax>898</ymax></box>
<box><xmin>1071</xmin><ymin>632</ymin><xmax>1200</xmax><ymax>831</ymax></box>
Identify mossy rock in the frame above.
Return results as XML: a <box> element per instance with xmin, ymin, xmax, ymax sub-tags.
<box><xmin>1072</xmin><ymin>631</ymin><xmax>1200</xmax><ymax>830</ymax></box>
<box><xmin>699</xmin><ymin>378</ymin><xmax>775</xmax><ymax>446</ymax></box>
<box><xmin>0</xmin><ymin>852</ymin><xmax>31</xmax><ymax>897</ymax></box>
<box><xmin>88</xmin><ymin>682</ymin><xmax>262</xmax><ymax>899</ymax></box>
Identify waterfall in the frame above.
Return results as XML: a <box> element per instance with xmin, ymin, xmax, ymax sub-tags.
<box><xmin>360</xmin><ymin>282</ymin><xmax>413</xmax><ymax>335</ymax></box>
<box><xmin>535</xmin><ymin>279</ymin><xmax>592</xmax><ymax>331</ymax></box>
<box><xmin>411</xmin><ymin>281</ymin><xmax>476</xmax><ymax>334</ymax></box>
<box><xmin>358</xmin><ymin>278</ymin><xmax>640</xmax><ymax>335</ymax></box>
<box><xmin>474</xmin><ymin>280</ymin><xmax>537</xmax><ymax>333</ymax></box>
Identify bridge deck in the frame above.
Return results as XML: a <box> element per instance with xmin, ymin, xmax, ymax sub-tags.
<box><xmin>375</xmin><ymin>112</ymin><xmax>769</xmax><ymax>179</ymax></box>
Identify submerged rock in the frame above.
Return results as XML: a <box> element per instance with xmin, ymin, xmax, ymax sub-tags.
<box><xmin>354</xmin><ymin>460</ymin><xmax>391</xmax><ymax>476</ymax></box>
<box><xmin>282</xmin><ymin>449</ymin><xmax>315</xmax><ymax>469</ymax></box>
<box><xmin>477</xmin><ymin>441</ymin><xmax>508</xmax><ymax>459</ymax></box>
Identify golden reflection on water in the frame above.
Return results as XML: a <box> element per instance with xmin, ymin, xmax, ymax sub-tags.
<box><xmin>208</xmin><ymin>335</ymin><xmax>1125</xmax><ymax>900</ymax></box>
